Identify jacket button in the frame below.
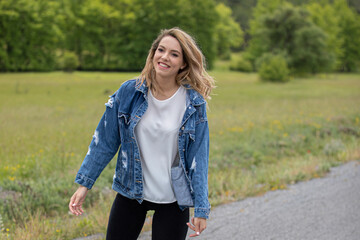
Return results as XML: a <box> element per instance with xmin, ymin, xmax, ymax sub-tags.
<box><xmin>182</xmin><ymin>149</ymin><xmax>185</xmax><ymax>152</ymax></box>
<box><xmin>181</xmin><ymin>127</ymin><xmax>185</xmax><ymax>130</ymax></box>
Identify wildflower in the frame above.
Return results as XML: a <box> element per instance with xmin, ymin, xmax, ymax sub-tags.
<box><xmin>8</xmin><ymin>176</ymin><xmax>15</xmax><ymax>181</ymax></box>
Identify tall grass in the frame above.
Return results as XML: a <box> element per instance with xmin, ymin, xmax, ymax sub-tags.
<box><xmin>0</xmin><ymin>71</ymin><xmax>359</xmax><ymax>239</ymax></box>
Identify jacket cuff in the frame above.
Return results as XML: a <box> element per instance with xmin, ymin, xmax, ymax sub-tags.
<box><xmin>75</xmin><ymin>173</ymin><xmax>95</xmax><ymax>190</ymax></box>
<box><xmin>194</xmin><ymin>207</ymin><xmax>210</xmax><ymax>219</ymax></box>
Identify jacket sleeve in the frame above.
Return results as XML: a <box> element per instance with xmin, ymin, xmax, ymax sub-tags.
<box><xmin>189</xmin><ymin>104</ymin><xmax>211</xmax><ymax>219</ymax></box>
<box><xmin>75</xmin><ymin>90</ymin><xmax>121</xmax><ymax>189</ymax></box>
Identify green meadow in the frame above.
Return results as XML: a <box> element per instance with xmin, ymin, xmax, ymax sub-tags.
<box><xmin>0</xmin><ymin>71</ymin><xmax>359</xmax><ymax>239</ymax></box>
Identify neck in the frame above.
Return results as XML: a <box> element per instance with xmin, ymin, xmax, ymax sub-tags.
<box><xmin>153</xmin><ymin>76</ymin><xmax>179</xmax><ymax>100</ymax></box>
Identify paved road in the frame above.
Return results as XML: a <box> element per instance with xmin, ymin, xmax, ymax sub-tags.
<box><xmin>139</xmin><ymin>161</ymin><xmax>360</xmax><ymax>240</ymax></box>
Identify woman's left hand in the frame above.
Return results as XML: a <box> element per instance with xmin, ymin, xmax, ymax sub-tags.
<box><xmin>187</xmin><ymin>217</ymin><xmax>207</xmax><ymax>237</ymax></box>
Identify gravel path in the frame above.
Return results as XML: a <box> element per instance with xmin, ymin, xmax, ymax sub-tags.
<box><xmin>139</xmin><ymin>160</ymin><xmax>360</xmax><ymax>240</ymax></box>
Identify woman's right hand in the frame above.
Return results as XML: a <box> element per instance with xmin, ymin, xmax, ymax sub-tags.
<box><xmin>69</xmin><ymin>185</ymin><xmax>89</xmax><ymax>216</ymax></box>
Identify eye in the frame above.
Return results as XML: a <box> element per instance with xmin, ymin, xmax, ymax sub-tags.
<box><xmin>157</xmin><ymin>48</ymin><xmax>164</xmax><ymax>52</ymax></box>
<box><xmin>172</xmin><ymin>53</ymin><xmax>179</xmax><ymax>57</ymax></box>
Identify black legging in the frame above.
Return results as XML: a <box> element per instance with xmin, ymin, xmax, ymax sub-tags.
<box><xmin>106</xmin><ymin>193</ymin><xmax>189</xmax><ymax>240</ymax></box>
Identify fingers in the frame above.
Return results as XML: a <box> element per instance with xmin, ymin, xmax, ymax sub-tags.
<box><xmin>69</xmin><ymin>186</ymin><xmax>88</xmax><ymax>216</ymax></box>
<box><xmin>187</xmin><ymin>217</ymin><xmax>207</xmax><ymax>237</ymax></box>
<box><xmin>69</xmin><ymin>195</ymin><xmax>83</xmax><ymax>216</ymax></box>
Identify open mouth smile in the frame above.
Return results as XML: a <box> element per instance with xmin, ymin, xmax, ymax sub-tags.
<box><xmin>158</xmin><ymin>62</ymin><xmax>170</xmax><ymax>69</ymax></box>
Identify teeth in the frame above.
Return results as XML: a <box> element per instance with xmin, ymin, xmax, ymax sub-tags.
<box><xmin>159</xmin><ymin>63</ymin><xmax>169</xmax><ymax>68</ymax></box>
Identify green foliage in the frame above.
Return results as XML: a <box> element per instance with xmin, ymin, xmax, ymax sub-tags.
<box><xmin>257</xmin><ymin>53</ymin><xmax>290</xmax><ymax>82</ymax></box>
<box><xmin>214</xmin><ymin>3</ymin><xmax>244</xmax><ymax>60</ymax></box>
<box><xmin>0</xmin><ymin>0</ymin><xmax>227</xmax><ymax>71</ymax></box>
<box><xmin>245</xmin><ymin>0</ymin><xmax>286</xmax><ymax>65</ymax></box>
<box><xmin>292</xmin><ymin>25</ymin><xmax>334</xmax><ymax>73</ymax></box>
<box><xmin>229</xmin><ymin>54</ymin><xmax>253</xmax><ymax>72</ymax></box>
<box><xmin>216</xmin><ymin>0</ymin><xmax>360</xmax><ymax>41</ymax></box>
<box><xmin>0</xmin><ymin>0</ymin><xmax>63</xmax><ymax>71</ymax></box>
<box><xmin>305</xmin><ymin>1</ymin><xmax>344</xmax><ymax>71</ymax></box>
<box><xmin>59</xmin><ymin>51</ymin><xmax>79</xmax><ymax>72</ymax></box>
<box><xmin>246</xmin><ymin>2</ymin><xmax>335</xmax><ymax>74</ymax></box>
<box><xmin>333</xmin><ymin>0</ymin><xmax>360</xmax><ymax>72</ymax></box>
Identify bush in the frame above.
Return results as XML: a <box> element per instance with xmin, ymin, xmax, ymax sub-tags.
<box><xmin>230</xmin><ymin>54</ymin><xmax>253</xmax><ymax>72</ymax></box>
<box><xmin>257</xmin><ymin>53</ymin><xmax>290</xmax><ymax>82</ymax></box>
<box><xmin>59</xmin><ymin>51</ymin><xmax>79</xmax><ymax>72</ymax></box>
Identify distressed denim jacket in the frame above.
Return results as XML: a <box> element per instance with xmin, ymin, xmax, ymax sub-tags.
<box><xmin>75</xmin><ymin>79</ymin><xmax>211</xmax><ymax>219</ymax></box>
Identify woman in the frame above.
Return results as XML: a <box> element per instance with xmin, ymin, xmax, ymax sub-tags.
<box><xmin>69</xmin><ymin>27</ymin><xmax>215</xmax><ymax>240</ymax></box>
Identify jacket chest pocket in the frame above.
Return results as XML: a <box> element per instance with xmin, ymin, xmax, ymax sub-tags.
<box><xmin>118</xmin><ymin>112</ymin><xmax>132</xmax><ymax>142</ymax></box>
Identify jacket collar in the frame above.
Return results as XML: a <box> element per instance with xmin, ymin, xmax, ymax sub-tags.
<box><xmin>136</xmin><ymin>79</ymin><xmax>206</xmax><ymax>106</ymax></box>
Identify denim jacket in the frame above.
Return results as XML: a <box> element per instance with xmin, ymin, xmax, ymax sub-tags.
<box><xmin>75</xmin><ymin>79</ymin><xmax>211</xmax><ymax>219</ymax></box>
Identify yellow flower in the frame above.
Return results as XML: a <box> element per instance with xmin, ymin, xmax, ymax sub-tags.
<box><xmin>283</xmin><ymin>133</ymin><xmax>288</xmax><ymax>138</ymax></box>
<box><xmin>8</xmin><ymin>176</ymin><xmax>15</xmax><ymax>181</ymax></box>
<box><xmin>56</xmin><ymin>229</ymin><xmax>60</xmax><ymax>233</ymax></box>
<box><xmin>6</xmin><ymin>228</ymin><xmax>9</xmax><ymax>232</ymax></box>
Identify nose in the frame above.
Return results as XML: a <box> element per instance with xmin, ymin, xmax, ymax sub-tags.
<box><xmin>160</xmin><ymin>51</ymin><xmax>170</xmax><ymax>61</ymax></box>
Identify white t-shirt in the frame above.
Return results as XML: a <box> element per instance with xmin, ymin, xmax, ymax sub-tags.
<box><xmin>135</xmin><ymin>86</ymin><xmax>187</xmax><ymax>203</ymax></box>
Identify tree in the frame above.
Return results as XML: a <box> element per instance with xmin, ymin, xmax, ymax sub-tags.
<box><xmin>246</xmin><ymin>2</ymin><xmax>334</xmax><ymax>74</ymax></box>
<box><xmin>214</xmin><ymin>3</ymin><xmax>244</xmax><ymax>59</ymax></box>
<box><xmin>333</xmin><ymin>0</ymin><xmax>360</xmax><ymax>72</ymax></box>
<box><xmin>0</xmin><ymin>0</ymin><xmax>220</xmax><ymax>71</ymax></box>
<box><xmin>305</xmin><ymin>0</ymin><xmax>344</xmax><ymax>71</ymax></box>
<box><xmin>245</xmin><ymin>0</ymin><xmax>285</xmax><ymax>65</ymax></box>
<box><xmin>0</xmin><ymin>0</ymin><xmax>62</xmax><ymax>71</ymax></box>
<box><xmin>176</xmin><ymin>0</ymin><xmax>218</xmax><ymax>69</ymax></box>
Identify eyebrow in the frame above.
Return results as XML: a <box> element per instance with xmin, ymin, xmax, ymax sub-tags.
<box><xmin>158</xmin><ymin>45</ymin><xmax>182</xmax><ymax>54</ymax></box>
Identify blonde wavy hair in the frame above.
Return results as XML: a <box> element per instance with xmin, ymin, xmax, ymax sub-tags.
<box><xmin>138</xmin><ymin>27</ymin><xmax>215</xmax><ymax>100</ymax></box>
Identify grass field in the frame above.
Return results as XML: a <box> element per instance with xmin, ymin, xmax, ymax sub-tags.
<box><xmin>0</xmin><ymin>71</ymin><xmax>359</xmax><ymax>239</ymax></box>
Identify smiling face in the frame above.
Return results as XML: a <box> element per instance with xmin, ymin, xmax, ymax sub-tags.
<box><xmin>152</xmin><ymin>35</ymin><xmax>186</xmax><ymax>83</ymax></box>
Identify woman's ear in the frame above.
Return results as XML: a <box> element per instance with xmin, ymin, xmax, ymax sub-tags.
<box><xmin>181</xmin><ymin>63</ymin><xmax>187</xmax><ymax>70</ymax></box>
